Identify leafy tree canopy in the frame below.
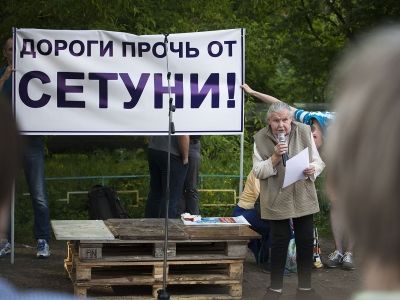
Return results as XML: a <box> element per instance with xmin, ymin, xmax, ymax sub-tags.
<box><xmin>1</xmin><ymin>0</ymin><xmax>400</xmax><ymax>111</ymax></box>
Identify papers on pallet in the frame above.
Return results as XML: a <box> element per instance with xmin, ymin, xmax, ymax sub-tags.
<box><xmin>181</xmin><ymin>213</ymin><xmax>250</xmax><ymax>226</ymax></box>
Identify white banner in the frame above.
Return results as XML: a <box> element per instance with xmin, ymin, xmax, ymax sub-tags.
<box><xmin>14</xmin><ymin>28</ymin><xmax>245</xmax><ymax>135</ymax></box>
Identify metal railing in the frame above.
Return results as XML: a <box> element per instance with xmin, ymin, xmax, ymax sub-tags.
<box><xmin>43</xmin><ymin>174</ymin><xmax>242</xmax><ymax>209</ymax></box>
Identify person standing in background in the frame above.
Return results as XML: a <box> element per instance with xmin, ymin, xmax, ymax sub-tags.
<box><xmin>0</xmin><ymin>37</ymin><xmax>51</xmax><ymax>258</ymax></box>
<box><xmin>145</xmin><ymin>135</ymin><xmax>189</xmax><ymax>218</ymax></box>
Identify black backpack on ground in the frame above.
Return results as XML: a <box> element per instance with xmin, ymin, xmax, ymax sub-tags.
<box><xmin>88</xmin><ymin>185</ymin><xmax>130</xmax><ymax>220</ymax></box>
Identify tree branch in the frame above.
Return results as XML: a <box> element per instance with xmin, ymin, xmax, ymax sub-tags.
<box><xmin>300</xmin><ymin>0</ymin><xmax>324</xmax><ymax>43</ymax></box>
<box><xmin>324</xmin><ymin>0</ymin><xmax>354</xmax><ymax>39</ymax></box>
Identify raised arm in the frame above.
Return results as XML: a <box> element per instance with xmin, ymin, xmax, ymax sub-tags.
<box><xmin>241</xmin><ymin>83</ymin><xmax>296</xmax><ymax>114</ymax></box>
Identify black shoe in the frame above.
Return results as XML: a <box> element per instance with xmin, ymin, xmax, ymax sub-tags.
<box><xmin>263</xmin><ymin>287</ymin><xmax>282</xmax><ymax>300</ymax></box>
<box><xmin>296</xmin><ymin>288</ymin><xmax>322</xmax><ymax>300</ymax></box>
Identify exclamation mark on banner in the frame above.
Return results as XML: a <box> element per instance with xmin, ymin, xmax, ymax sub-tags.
<box><xmin>227</xmin><ymin>73</ymin><xmax>236</xmax><ymax>108</ymax></box>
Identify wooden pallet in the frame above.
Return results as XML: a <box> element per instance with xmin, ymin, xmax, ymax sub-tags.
<box><xmin>58</xmin><ymin>219</ymin><xmax>260</xmax><ymax>299</ymax></box>
<box><xmin>68</xmin><ymin>256</ymin><xmax>243</xmax><ymax>299</ymax></box>
<box><xmin>77</xmin><ymin>240</ymin><xmax>248</xmax><ymax>261</ymax></box>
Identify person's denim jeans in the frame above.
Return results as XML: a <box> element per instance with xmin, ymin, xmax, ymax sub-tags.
<box><xmin>145</xmin><ymin>148</ymin><xmax>188</xmax><ymax>218</ymax></box>
<box><xmin>22</xmin><ymin>136</ymin><xmax>50</xmax><ymax>241</ymax></box>
<box><xmin>7</xmin><ymin>136</ymin><xmax>50</xmax><ymax>242</ymax></box>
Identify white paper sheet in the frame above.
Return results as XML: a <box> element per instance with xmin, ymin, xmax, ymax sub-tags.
<box><xmin>282</xmin><ymin>147</ymin><xmax>309</xmax><ymax>188</ymax></box>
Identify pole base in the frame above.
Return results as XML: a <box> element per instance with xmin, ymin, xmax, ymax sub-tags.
<box><xmin>157</xmin><ymin>289</ymin><xmax>170</xmax><ymax>300</ymax></box>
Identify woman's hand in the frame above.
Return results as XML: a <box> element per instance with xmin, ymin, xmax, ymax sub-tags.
<box><xmin>303</xmin><ymin>166</ymin><xmax>315</xmax><ymax>177</ymax></box>
<box><xmin>271</xmin><ymin>142</ymin><xmax>288</xmax><ymax>166</ymax></box>
<box><xmin>240</xmin><ymin>83</ymin><xmax>254</xmax><ymax>95</ymax></box>
<box><xmin>274</xmin><ymin>142</ymin><xmax>288</xmax><ymax>157</ymax></box>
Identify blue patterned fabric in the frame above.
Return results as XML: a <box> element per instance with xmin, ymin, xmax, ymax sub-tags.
<box><xmin>294</xmin><ymin>109</ymin><xmax>335</xmax><ymax>135</ymax></box>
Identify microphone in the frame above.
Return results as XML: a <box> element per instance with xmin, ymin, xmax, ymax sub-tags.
<box><xmin>277</xmin><ymin>132</ymin><xmax>289</xmax><ymax>167</ymax></box>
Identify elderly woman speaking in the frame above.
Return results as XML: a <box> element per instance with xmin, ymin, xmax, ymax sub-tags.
<box><xmin>252</xmin><ymin>102</ymin><xmax>325</xmax><ymax>300</ymax></box>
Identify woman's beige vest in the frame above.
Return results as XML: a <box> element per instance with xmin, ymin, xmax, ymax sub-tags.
<box><xmin>254</xmin><ymin>122</ymin><xmax>319</xmax><ymax>220</ymax></box>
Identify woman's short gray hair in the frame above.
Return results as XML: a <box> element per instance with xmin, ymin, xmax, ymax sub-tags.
<box><xmin>266</xmin><ymin>102</ymin><xmax>291</xmax><ymax>120</ymax></box>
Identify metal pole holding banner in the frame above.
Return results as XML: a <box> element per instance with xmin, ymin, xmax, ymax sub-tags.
<box><xmin>239</xmin><ymin>28</ymin><xmax>245</xmax><ymax>197</ymax></box>
<box><xmin>11</xmin><ymin>181</ymin><xmax>15</xmax><ymax>264</ymax></box>
<box><xmin>10</xmin><ymin>27</ymin><xmax>16</xmax><ymax>264</ymax></box>
<box><xmin>157</xmin><ymin>33</ymin><xmax>173</xmax><ymax>300</ymax></box>
<box><xmin>239</xmin><ymin>133</ymin><xmax>244</xmax><ymax>196</ymax></box>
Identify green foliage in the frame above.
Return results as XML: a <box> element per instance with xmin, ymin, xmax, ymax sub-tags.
<box><xmin>2</xmin><ymin>0</ymin><xmax>400</xmax><ymax>102</ymax></box>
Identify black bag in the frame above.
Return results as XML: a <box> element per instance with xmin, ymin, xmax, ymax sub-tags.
<box><xmin>88</xmin><ymin>185</ymin><xmax>129</xmax><ymax>220</ymax></box>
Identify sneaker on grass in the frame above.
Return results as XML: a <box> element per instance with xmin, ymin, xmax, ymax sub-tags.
<box><xmin>36</xmin><ymin>239</ymin><xmax>50</xmax><ymax>258</ymax></box>
<box><xmin>325</xmin><ymin>250</ymin><xmax>343</xmax><ymax>268</ymax></box>
<box><xmin>0</xmin><ymin>241</ymin><xmax>11</xmax><ymax>257</ymax></box>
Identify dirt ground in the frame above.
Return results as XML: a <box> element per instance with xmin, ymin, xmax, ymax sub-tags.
<box><xmin>0</xmin><ymin>237</ymin><xmax>360</xmax><ymax>299</ymax></box>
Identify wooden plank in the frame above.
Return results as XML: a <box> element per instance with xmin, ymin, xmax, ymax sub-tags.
<box><xmin>76</xmin><ymin>265</ymin><xmax>92</xmax><ymax>281</ymax></box>
<box><xmin>229</xmin><ymin>283</ymin><xmax>243</xmax><ymax>297</ymax></box>
<box><xmin>228</xmin><ymin>262</ymin><xmax>243</xmax><ymax>280</ymax></box>
<box><xmin>74</xmin><ymin>286</ymin><xmax>87</xmax><ymax>297</ymax></box>
<box><xmin>73</xmin><ymin>258</ymin><xmax>243</xmax><ymax>267</ymax></box>
<box><xmin>153</xmin><ymin>242</ymin><xmax>176</xmax><ymax>258</ymax></box>
<box><xmin>77</xmin><ymin>276</ymin><xmax>240</xmax><ymax>286</ymax></box>
<box><xmin>51</xmin><ymin>220</ymin><xmax>115</xmax><ymax>240</ymax></box>
<box><xmin>226</xmin><ymin>241</ymin><xmax>248</xmax><ymax>258</ymax></box>
<box><xmin>183</xmin><ymin>225</ymin><xmax>260</xmax><ymax>240</ymax></box>
<box><xmin>79</xmin><ymin>254</ymin><xmax>246</xmax><ymax>262</ymax></box>
<box><xmin>105</xmin><ymin>219</ymin><xmax>188</xmax><ymax>240</ymax></box>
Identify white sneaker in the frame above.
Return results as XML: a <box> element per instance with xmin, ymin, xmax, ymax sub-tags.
<box><xmin>36</xmin><ymin>239</ymin><xmax>50</xmax><ymax>258</ymax></box>
<box><xmin>325</xmin><ymin>250</ymin><xmax>343</xmax><ymax>268</ymax></box>
<box><xmin>0</xmin><ymin>241</ymin><xmax>11</xmax><ymax>257</ymax></box>
<box><xmin>342</xmin><ymin>251</ymin><xmax>355</xmax><ymax>270</ymax></box>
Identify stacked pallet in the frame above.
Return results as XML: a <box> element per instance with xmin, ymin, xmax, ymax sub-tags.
<box><xmin>55</xmin><ymin>219</ymin><xmax>260</xmax><ymax>299</ymax></box>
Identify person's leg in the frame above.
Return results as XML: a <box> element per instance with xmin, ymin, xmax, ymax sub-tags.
<box><xmin>182</xmin><ymin>142</ymin><xmax>200</xmax><ymax>215</ymax></box>
<box><xmin>326</xmin><ymin>203</ymin><xmax>345</xmax><ymax>267</ymax></box>
<box><xmin>270</xmin><ymin>219</ymin><xmax>291</xmax><ymax>290</ymax></box>
<box><xmin>0</xmin><ymin>201</ymin><xmax>11</xmax><ymax>257</ymax></box>
<box><xmin>330</xmin><ymin>203</ymin><xmax>344</xmax><ymax>253</ymax></box>
<box><xmin>167</xmin><ymin>154</ymin><xmax>188</xmax><ymax>218</ymax></box>
<box><xmin>342</xmin><ymin>234</ymin><xmax>356</xmax><ymax>270</ymax></box>
<box><xmin>185</xmin><ymin>142</ymin><xmax>200</xmax><ymax>215</ymax></box>
<box><xmin>145</xmin><ymin>148</ymin><xmax>166</xmax><ymax>218</ymax></box>
<box><xmin>293</xmin><ymin>214</ymin><xmax>314</xmax><ymax>289</ymax></box>
<box><xmin>23</xmin><ymin>137</ymin><xmax>50</xmax><ymax>242</ymax></box>
<box><xmin>252</xmin><ymin>216</ymin><xmax>271</xmax><ymax>265</ymax></box>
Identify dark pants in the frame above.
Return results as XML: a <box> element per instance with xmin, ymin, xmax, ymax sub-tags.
<box><xmin>270</xmin><ymin>214</ymin><xmax>314</xmax><ymax>289</ymax></box>
<box><xmin>180</xmin><ymin>141</ymin><xmax>200</xmax><ymax>215</ymax></box>
<box><xmin>145</xmin><ymin>148</ymin><xmax>188</xmax><ymax>218</ymax></box>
